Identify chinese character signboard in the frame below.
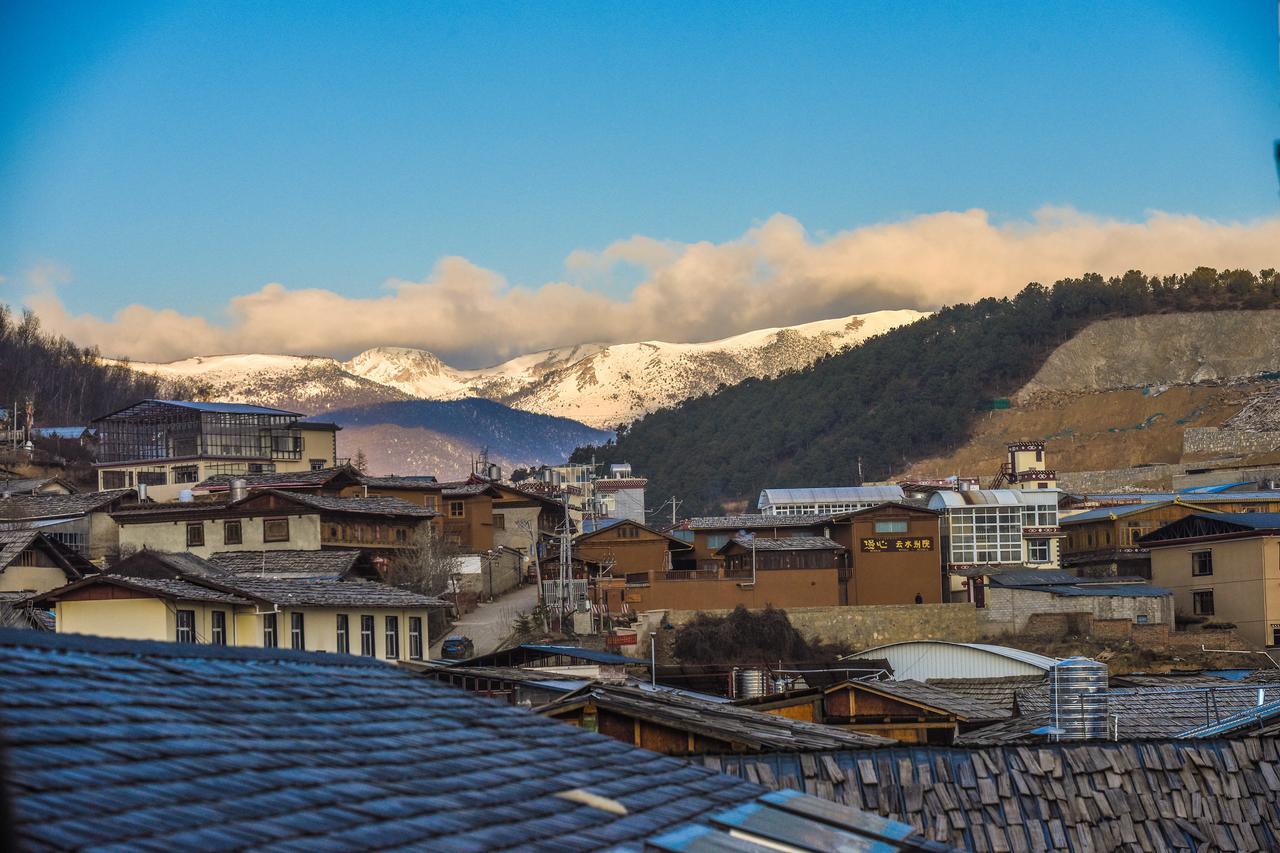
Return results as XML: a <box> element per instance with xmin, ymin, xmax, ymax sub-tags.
<box><xmin>860</xmin><ymin>537</ymin><xmax>934</xmax><ymax>553</ymax></box>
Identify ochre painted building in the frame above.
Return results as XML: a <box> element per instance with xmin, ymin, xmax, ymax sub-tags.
<box><xmin>828</xmin><ymin>503</ymin><xmax>944</xmax><ymax>605</ymax></box>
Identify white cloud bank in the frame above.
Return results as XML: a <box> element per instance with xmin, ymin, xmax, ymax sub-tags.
<box><xmin>14</xmin><ymin>207</ymin><xmax>1280</xmax><ymax>367</ymax></box>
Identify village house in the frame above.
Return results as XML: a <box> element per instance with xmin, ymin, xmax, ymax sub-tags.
<box><xmin>0</xmin><ymin>529</ymin><xmax>93</xmax><ymax>594</ymax></box>
<box><xmin>0</xmin><ymin>475</ymin><xmax>77</xmax><ymax>496</ymax></box>
<box><xmin>1060</xmin><ymin>493</ymin><xmax>1280</xmax><ymax>578</ymax></box>
<box><xmin>757</xmin><ymin>485</ymin><xmax>905</xmax><ymax>516</ymax></box>
<box><xmin>91</xmin><ymin>400</ymin><xmax>340</xmax><ymax>500</ymax></box>
<box><xmin>32</xmin><ymin>549</ymin><xmax>443</xmax><ymax>659</ymax></box>
<box><xmin>826</xmin><ymin>502</ymin><xmax>944</xmax><ymax>605</ymax></box>
<box><xmin>1141</xmin><ymin>512</ymin><xmax>1280</xmax><ymax>648</ymax></box>
<box><xmin>972</xmin><ymin>568</ymin><xmax>1174</xmax><ymax>632</ymax></box>
<box><xmin>682</xmin><ymin>514</ymin><xmax>835</xmax><ymax>570</ymax></box>
<box><xmin>111</xmin><ymin>489</ymin><xmax>437</xmax><ymax>557</ymax></box>
<box><xmin>0</xmin><ymin>488</ymin><xmax>136</xmax><ymax>561</ymax></box>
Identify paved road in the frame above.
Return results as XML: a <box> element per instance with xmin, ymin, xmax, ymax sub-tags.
<box><xmin>431</xmin><ymin>582</ymin><xmax>539</xmax><ymax>658</ymax></box>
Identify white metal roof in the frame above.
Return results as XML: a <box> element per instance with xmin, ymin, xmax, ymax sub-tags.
<box><xmin>758</xmin><ymin>486</ymin><xmax>904</xmax><ymax>508</ymax></box>
<box><xmin>928</xmin><ymin>489</ymin><xmax>1060</xmax><ymax>510</ymax></box>
<box><xmin>842</xmin><ymin>640</ymin><xmax>1059</xmax><ymax>680</ymax></box>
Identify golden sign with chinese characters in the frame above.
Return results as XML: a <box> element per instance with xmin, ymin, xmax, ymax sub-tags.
<box><xmin>860</xmin><ymin>537</ymin><xmax>934</xmax><ymax>553</ymax></box>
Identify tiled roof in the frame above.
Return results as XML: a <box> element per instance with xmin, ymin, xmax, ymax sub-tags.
<box><xmin>959</xmin><ymin>683</ymin><xmax>1280</xmax><ymax>743</ymax></box>
<box><xmin>0</xmin><ymin>477</ymin><xmax>76</xmax><ymax>497</ymax></box>
<box><xmin>0</xmin><ymin>529</ymin><xmax>41</xmax><ymax>570</ymax></box>
<box><xmin>704</xmin><ymin>740</ymin><xmax>1280</xmax><ymax>851</ymax></box>
<box><xmin>440</xmin><ymin>482</ymin><xmax>495</xmax><ymax>496</ymax></box>
<box><xmin>0</xmin><ymin>629</ymin><xmax>937</xmax><ymax>851</ymax></box>
<box><xmin>359</xmin><ymin>475</ymin><xmax>442</xmax><ymax>491</ymax></box>
<box><xmin>727</xmin><ymin>536</ymin><xmax>845</xmax><ymax>551</ymax></box>
<box><xmin>265</xmin><ymin>490</ymin><xmax>438</xmax><ymax>517</ymax></box>
<box><xmin>687</xmin><ymin>514</ymin><xmax>835</xmax><ymax>530</ymax></box>
<box><xmin>208</xmin><ymin>549</ymin><xmax>365</xmax><ymax>579</ymax></box>
<box><xmin>593</xmin><ymin>478</ymin><xmax>648</xmax><ymax>491</ymax></box>
<box><xmin>0</xmin><ymin>489</ymin><xmax>134</xmax><ymax>520</ymax></box>
<box><xmin>539</xmin><ymin>684</ymin><xmax>895</xmax><ymax>752</ymax></box>
<box><xmin>851</xmin><ymin>680</ymin><xmax>1011</xmax><ymax>722</ymax></box>
<box><xmin>36</xmin><ymin>574</ymin><xmax>254</xmax><ymax>605</ymax></box>
<box><xmin>196</xmin><ymin>466</ymin><xmax>358</xmax><ymax>490</ymax></box>
<box><xmin>925</xmin><ymin>676</ymin><xmax>1048</xmax><ymax>712</ymax></box>
<box><xmin>219</xmin><ymin>576</ymin><xmax>444</xmax><ymax>609</ymax></box>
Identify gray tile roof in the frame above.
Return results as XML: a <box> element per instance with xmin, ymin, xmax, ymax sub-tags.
<box><xmin>0</xmin><ymin>489</ymin><xmax>135</xmax><ymax>520</ymax></box>
<box><xmin>195</xmin><ymin>466</ymin><xmax>357</xmax><ymax>490</ymax></box>
<box><xmin>704</xmin><ymin>740</ymin><xmax>1280</xmax><ymax>851</ymax></box>
<box><xmin>687</xmin><ymin>514</ymin><xmax>835</xmax><ymax>530</ymax></box>
<box><xmin>924</xmin><ymin>676</ymin><xmax>1047</xmax><ymax>712</ymax></box>
<box><xmin>267</xmin><ymin>490</ymin><xmax>438</xmax><ymax>518</ymax></box>
<box><xmin>854</xmin><ymin>680</ymin><xmax>1011</xmax><ymax>722</ymax></box>
<box><xmin>958</xmin><ymin>682</ymin><xmax>1280</xmax><ymax>743</ymax></box>
<box><xmin>0</xmin><ymin>628</ymin><xmax>936</xmax><ymax>851</ymax></box>
<box><xmin>359</xmin><ymin>475</ymin><xmax>442</xmax><ymax>491</ymax></box>
<box><xmin>539</xmin><ymin>684</ymin><xmax>895</xmax><ymax>752</ymax></box>
<box><xmin>0</xmin><ymin>477</ymin><xmax>76</xmax><ymax>497</ymax></box>
<box><xmin>729</xmin><ymin>536</ymin><xmax>845</xmax><ymax>551</ymax></box>
<box><xmin>37</xmin><ymin>574</ymin><xmax>255</xmax><ymax>605</ymax></box>
<box><xmin>220</xmin><ymin>576</ymin><xmax>444</xmax><ymax>609</ymax></box>
<box><xmin>0</xmin><ymin>530</ymin><xmax>90</xmax><ymax>580</ymax></box>
<box><xmin>208</xmin><ymin>549</ymin><xmax>365</xmax><ymax>579</ymax></box>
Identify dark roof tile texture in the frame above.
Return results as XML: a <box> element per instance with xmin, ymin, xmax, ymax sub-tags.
<box><xmin>0</xmin><ymin>628</ymin><xmax>799</xmax><ymax>851</ymax></box>
<box><xmin>208</xmin><ymin>549</ymin><xmax>363</xmax><ymax>579</ymax></box>
<box><xmin>704</xmin><ymin>740</ymin><xmax>1280</xmax><ymax>852</ymax></box>
<box><xmin>0</xmin><ymin>489</ymin><xmax>135</xmax><ymax>520</ymax></box>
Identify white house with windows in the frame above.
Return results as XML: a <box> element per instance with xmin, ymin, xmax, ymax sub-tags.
<box><xmin>928</xmin><ymin>488</ymin><xmax>1063</xmax><ymax>602</ymax></box>
<box><xmin>758</xmin><ymin>486</ymin><xmax>905</xmax><ymax>516</ymax></box>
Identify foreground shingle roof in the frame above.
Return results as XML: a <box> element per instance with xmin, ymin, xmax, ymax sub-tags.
<box><xmin>704</xmin><ymin>740</ymin><xmax>1280</xmax><ymax>852</ymax></box>
<box><xmin>0</xmin><ymin>629</ymin><xmax>938</xmax><ymax>852</ymax></box>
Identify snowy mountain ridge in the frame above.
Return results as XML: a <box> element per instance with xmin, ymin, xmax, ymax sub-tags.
<box><xmin>121</xmin><ymin>309</ymin><xmax>927</xmax><ymax>428</ymax></box>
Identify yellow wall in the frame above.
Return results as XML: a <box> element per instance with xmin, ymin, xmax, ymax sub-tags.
<box><xmin>119</xmin><ymin>513</ymin><xmax>321</xmax><ymax>556</ymax></box>
<box><xmin>58</xmin><ymin>597</ymin><xmax>174</xmax><ymax>641</ymax></box>
<box><xmin>57</xmin><ymin>597</ymin><xmax>434</xmax><ymax>658</ymax></box>
<box><xmin>299</xmin><ymin>426</ymin><xmax>338</xmax><ymax>468</ymax></box>
<box><xmin>1149</xmin><ymin>537</ymin><xmax>1280</xmax><ymax>648</ymax></box>
<box><xmin>0</xmin><ymin>564</ymin><xmax>71</xmax><ymax>594</ymax></box>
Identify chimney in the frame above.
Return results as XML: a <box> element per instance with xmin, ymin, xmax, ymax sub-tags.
<box><xmin>229</xmin><ymin>478</ymin><xmax>248</xmax><ymax>503</ymax></box>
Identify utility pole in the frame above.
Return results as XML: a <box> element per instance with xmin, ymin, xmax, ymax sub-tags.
<box><xmin>557</xmin><ymin>491</ymin><xmax>572</xmax><ymax>634</ymax></box>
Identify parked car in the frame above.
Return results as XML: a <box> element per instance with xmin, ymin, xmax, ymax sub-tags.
<box><xmin>440</xmin><ymin>636</ymin><xmax>475</xmax><ymax>660</ymax></box>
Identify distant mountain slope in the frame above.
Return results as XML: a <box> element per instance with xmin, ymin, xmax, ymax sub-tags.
<box><xmin>574</xmin><ymin>269</ymin><xmax>1280</xmax><ymax>515</ymax></box>
<box><xmin>327</xmin><ymin>399</ymin><xmax>612</xmax><ymax>478</ymax></box>
<box><xmin>121</xmin><ymin>309</ymin><xmax>927</xmax><ymax>428</ymax></box>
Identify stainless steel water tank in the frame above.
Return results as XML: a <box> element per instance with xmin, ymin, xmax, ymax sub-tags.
<box><xmin>1050</xmin><ymin>657</ymin><xmax>1108</xmax><ymax>740</ymax></box>
<box><xmin>734</xmin><ymin>668</ymin><xmax>769</xmax><ymax>699</ymax></box>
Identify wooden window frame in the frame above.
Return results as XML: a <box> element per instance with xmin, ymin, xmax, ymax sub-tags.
<box><xmin>263</xmin><ymin>517</ymin><xmax>290</xmax><ymax>543</ymax></box>
<box><xmin>223</xmin><ymin>520</ymin><xmax>243</xmax><ymax>546</ymax></box>
<box><xmin>186</xmin><ymin>523</ymin><xmax>205</xmax><ymax>547</ymax></box>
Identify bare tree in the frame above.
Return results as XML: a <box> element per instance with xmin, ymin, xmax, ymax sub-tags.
<box><xmin>353</xmin><ymin>449</ymin><xmax>369</xmax><ymax>474</ymax></box>
<box><xmin>382</xmin><ymin>526</ymin><xmax>464</xmax><ymax>599</ymax></box>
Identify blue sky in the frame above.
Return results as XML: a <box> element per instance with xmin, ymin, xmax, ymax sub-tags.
<box><xmin>1</xmin><ymin>1</ymin><xmax>1277</xmax><ymax>364</ymax></box>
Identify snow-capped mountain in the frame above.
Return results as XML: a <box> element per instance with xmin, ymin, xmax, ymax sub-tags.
<box><xmin>123</xmin><ymin>309</ymin><xmax>927</xmax><ymax>428</ymax></box>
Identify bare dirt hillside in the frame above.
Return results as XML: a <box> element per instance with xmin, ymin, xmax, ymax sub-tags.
<box><xmin>1015</xmin><ymin>310</ymin><xmax>1280</xmax><ymax>401</ymax></box>
<box><xmin>907</xmin><ymin>310</ymin><xmax>1280</xmax><ymax>482</ymax></box>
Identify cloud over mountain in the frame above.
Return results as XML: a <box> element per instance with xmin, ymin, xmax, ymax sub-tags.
<box><xmin>16</xmin><ymin>207</ymin><xmax>1280</xmax><ymax>366</ymax></box>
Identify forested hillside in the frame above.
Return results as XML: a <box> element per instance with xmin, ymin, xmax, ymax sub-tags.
<box><xmin>573</xmin><ymin>268</ymin><xmax>1280</xmax><ymax>515</ymax></box>
<box><xmin>0</xmin><ymin>306</ymin><xmax>180</xmax><ymax>426</ymax></box>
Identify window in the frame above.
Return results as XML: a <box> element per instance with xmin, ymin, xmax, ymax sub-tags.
<box><xmin>1192</xmin><ymin>551</ymin><xmax>1213</xmax><ymax>577</ymax></box>
<box><xmin>1192</xmin><ymin>590</ymin><xmax>1215</xmax><ymax>616</ymax></box>
<box><xmin>672</xmin><ymin>530</ymin><xmax>694</xmax><ymax>543</ymax></box>
<box><xmin>290</xmin><ymin>612</ymin><xmax>305</xmax><ymax>650</ymax></box>
<box><xmin>310</xmin><ymin>458</ymin><xmax>327</xmax><ymax>471</ymax></box>
<box><xmin>211</xmin><ymin>611</ymin><xmax>227</xmax><ymax>645</ymax></box>
<box><xmin>263</xmin><ymin>517</ymin><xmax>290</xmax><ymax>542</ymax></box>
<box><xmin>263</xmin><ymin>613</ymin><xmax>278</xmax><ymax>648</ymax></box>
<box><xmin>176</xmin><ymin>610</ymin><xmax>196</xmax><ymax>643</ymax></box>
<box><xmin>704</xmin><ymin>533</ymin><xmax>729</xmax><ymax>549</ymax></box>
<box><xmin>947</xmin><ymin>506</ymin><xmax>1023</xmax><ymax>564</ymax></box>
<box><xmin>449</xmin><ymin>501</ymin><xmax>465</xmax><ymax>518</ymax></box>
<box><xmin>1021</xmin><ymin>504</ymin><xmax>1057</xmax><ymax>527</ymax></box>
<box><xmin>102</xmin><ymin>470</ymin><xmax>132</xmax><ymax>489</ymax></box>
<box><xmin>617</xmin><ymin>525</ymin><xmax>640</xmax><ymax>539</ymax></box>
<box><xmin>360</xmin><ymin>615</ymin><xmax>375</xmax><ymax>656</ymax></box>
<box><xmin>223</xmin><ymin>520</ymin><xmax>243</xmax><ymax>545</ymax></box>
<box><xmin>137</xmin><ymin>469</ymin><xmax>167</xmax><ymax>486</ymax></box>
<box><xmin>385</xmin><ymin>615</ymin><xmax>400</xmax><ymax>659</ymax></box>
<box><xmin>874</xmin><ymin>520</ymin><xmax>908</xmax><ymax>534</ymax></box>
<box><xmin>173</xmin><ymin>465</ymin><xmax>199</xmax><ymax>484</ymax></box>
<box><xmin>186</xmin><ymin>523</ymin><xmax>205</xmax><ymax>547</ymax></box>
<box><xmin>1027</xmin><ymin>539</ymin><xmax>1051</xmax><ymax>563</ymax></box>
<box><xmin>1136</xmin><ymin>614</ymin><xmax>1149</xmax><ymax>625</ymax></box>
<box><xmin>408</xmin><ymin>616</ymin><xmax>423</xmax><ymax>660</ymax></box>
<box><xmin>395</xmin><ymin>528</ymin><xmax>407</xmax><ymax>543</ymax></box>
<box><xmin>336</xmin><ymin>614</ymin><xmax>350</xmax><ymax>654</ymax></box>
<box><xmin>492</xmin><ymin>513</ymin><xmax>505</xmax><ymax>530</ymax></box>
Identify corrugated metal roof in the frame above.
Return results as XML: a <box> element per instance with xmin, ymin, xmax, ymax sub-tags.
<box><xmin>843</xmin><ymin>641</ymin><xmax>1058</xmax><ymax>680</ymax></box>
<box><xmin>758</xmin><ymin>486</ymin><xmax>904</xmax><ymax>508</ymax></box>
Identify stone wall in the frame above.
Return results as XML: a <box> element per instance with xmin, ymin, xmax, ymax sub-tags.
<box><xmin>980</xmin><ymin>587</ymin><xmax>1174</xmax><ymax>633</ymax></box>
<box><xmin>1182</xmin><ymin>427</ymin><xmax>1280</xmax><ymax>458</ymax></box>
<box><xmin>661</xmin><ymin>603</ymin><xmax>982</xmax><ymax>649</ymax></box>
